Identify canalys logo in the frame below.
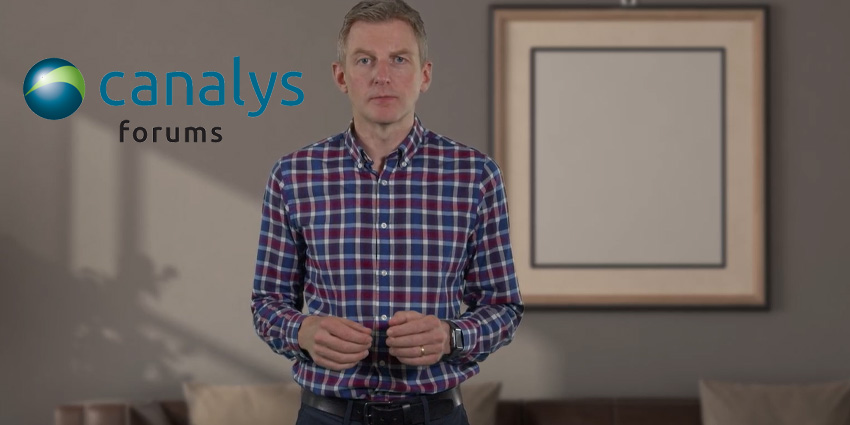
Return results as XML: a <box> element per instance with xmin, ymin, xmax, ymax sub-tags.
<box><xmin>23</xmin><ymin>58</ymin><xmax>86</xmax><ymax>120</ymax></box>
<box><xmin>22</xmin><ymin>56</ymin><xmax>304</xmax><ymax>143</ymax></box>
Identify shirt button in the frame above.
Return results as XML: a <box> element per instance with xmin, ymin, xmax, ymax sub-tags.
<box><xmin>381</xmin><ymin>270</ymin><xmax>388</xmax><ymax>276</ymax></box>
<box><xmin>380</xmin><ymin>222</ymin><xmax>388</xmax><ymax>229</ymax></box>
<box><xmin>357</xmin><ymin>162</ymin><xmax>363</xmax><ymax>169</ymax></box>
<box><xmin>380</xmin><ymin>314</ymin><xmax>388</xmax><ymax>321</ymax></box>
<box><xmin>380</xmin><ymin>180</ymin><xmax>388</xmax><ymax>186</ymax></box>
<box><xmin>379</xmin><ymin>360</ymin><xmax>386</xmax><ymax>367</ymax></box>
<box><xmin>402</xmin><ymin>161</ymin><xmax>409</xmax><ymax>167</ymax></box>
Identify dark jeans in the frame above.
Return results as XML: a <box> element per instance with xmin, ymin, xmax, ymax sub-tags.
<box><xmin>295</xmin><ymin>402</ymin><xmax>470</xmax><ymax>425</ymax></box>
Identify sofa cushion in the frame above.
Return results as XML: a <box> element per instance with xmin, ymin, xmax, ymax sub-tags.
<box><xmin>130</xmin><ymin>401</ymin><xmax>172</xmax><ymax>425</ymax></box>
<box><xmin>495</xmin><ymin>400</ymin><xmax>523</xmax><ymax>425</ymax></box>
<box><xmin>522</xmin><ymin>399</ymin><xmax>614</xmax><ymax>425</ymax></box>
<box><xmin>615</xmin><ymin>398</ymin><xmax>701</xmax><ymax>425</ymax></box>
<box><xmin>460</xmin><ymin>381</ymin><xmax>502</xmax><ymax>425</ymax></box>
<box><xmin>55</xmin><ymin>403</ymin><xmax>126</xmax><ymax>425</ymax></box>
<box><xmin>159</xmin><ymin>401</ymin><xmax>189</xmax><ymax>425</ymax></box>
<box><xmin>182</xmin><ymin>382</ymin><xmax>301</xmax><ymax>425</ymax></box>
<box><xmin>699</xmin><ymin>379</ymin><xmax>850</xmax><ymax>425</ymax></box>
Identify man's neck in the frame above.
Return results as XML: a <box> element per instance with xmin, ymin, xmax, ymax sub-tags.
<box><xmin>353</xmin><ymin>114</ymin><xmax>414</xmax><ymax>173</ymax></box>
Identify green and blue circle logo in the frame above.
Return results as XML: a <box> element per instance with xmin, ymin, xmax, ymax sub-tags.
<box><xmin>23</xmin><ymin>58</ymin><xmax>86</xmax><ymax>120</ymax></box>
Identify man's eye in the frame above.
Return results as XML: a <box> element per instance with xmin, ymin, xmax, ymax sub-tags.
<box><xmin>357</xmin><ymin>58</ymin><xmax>371</xmax><ymax>65</ymax></box>
<box><xmin>394</xmin><ymin>57</ymin><xmax>406</xmax><ymax>64</ymax></box>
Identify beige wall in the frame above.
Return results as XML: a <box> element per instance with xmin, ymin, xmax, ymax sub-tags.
<box><xmin>2</xmin><ymin>0</ymin><xmax>850</xmax><ymax>424</ymax></box>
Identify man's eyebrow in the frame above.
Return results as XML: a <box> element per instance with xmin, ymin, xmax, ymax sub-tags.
<box><xmin>349</xmin><ymin>48</ymin><xmax>414</xmax><ymax>57</ymax></box>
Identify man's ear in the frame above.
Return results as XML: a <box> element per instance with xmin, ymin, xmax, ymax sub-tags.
<box><xmin>419</xmin><ymin>61</ymin><xmax>433</xmax><ymax>93</ymax></box>
<box><xmin>332</xmin><ymin>62</ymin><xmax>348</xmax><ymax>94</ymax></box>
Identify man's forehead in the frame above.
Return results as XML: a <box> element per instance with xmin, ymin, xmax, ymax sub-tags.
<box><xmin>346</xmin><ymin>19</ymin><xmax>417</xmax><ymax>45</ymax></box>
<box><xmin>349</xmin><ymin>18</ymin><xmax>414</xmax><ymax>31</ymax></box>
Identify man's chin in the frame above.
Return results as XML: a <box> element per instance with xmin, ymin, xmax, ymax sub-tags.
<box><xmin>364</xmin><ymin>112</ymin><xmax>410</xmax><ymax>127</ymax></box>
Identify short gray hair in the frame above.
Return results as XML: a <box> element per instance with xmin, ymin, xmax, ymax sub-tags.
<box><xmin>337</xmin><ymin>0</ymin><xmax>428</xmax><ymax>65</ymax></box>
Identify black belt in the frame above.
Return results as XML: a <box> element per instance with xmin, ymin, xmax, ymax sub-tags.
<box><xmin>301</xmin><ymin>387</ymin><xmax>462</xmax><ymax>425</ymax></box>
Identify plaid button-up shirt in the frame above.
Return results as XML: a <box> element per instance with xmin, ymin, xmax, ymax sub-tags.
<box><xmin>251</xmin><ymin>117</ymin><xmax>523</xmax><ymax>401</ymax></box>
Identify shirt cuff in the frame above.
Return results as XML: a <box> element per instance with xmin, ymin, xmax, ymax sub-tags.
<box><xmin>284</xmin><ymin>312</ymin><xmax>312</xmax><ymax>362</ymax></box>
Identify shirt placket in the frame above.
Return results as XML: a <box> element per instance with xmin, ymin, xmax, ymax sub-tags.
<box><xmin>365</xmin><ymin>155</ymin><xmax>397</xmax><ymax>398</ymax></box>
<box><xmin>354</xmin><ymin>154</ymin><xmax>380</xmax><ymax>397</ymax></box>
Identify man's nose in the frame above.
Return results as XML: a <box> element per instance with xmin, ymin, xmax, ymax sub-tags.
<box><xmin>373</xmin><ymin>60</ymin><xmax>391</xmax><ymax>85</ymax></box>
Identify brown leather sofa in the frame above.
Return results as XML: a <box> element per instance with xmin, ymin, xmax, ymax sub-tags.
<box><xmin>56</xmin><ymin>398</ymin><xmax>702</xmax><ymax>425</ymax></box>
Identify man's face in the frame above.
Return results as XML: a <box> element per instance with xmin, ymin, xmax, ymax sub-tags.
<box><xmin>333</xmin><ymin>19</ymin><xmax>432</xmax><ymax>128</ymax></box>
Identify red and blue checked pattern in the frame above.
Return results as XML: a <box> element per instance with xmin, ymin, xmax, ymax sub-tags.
<box><xmin>251</xmin><ymin>117</ymin><xmax>523</xmax><ymax>401</ymax></box>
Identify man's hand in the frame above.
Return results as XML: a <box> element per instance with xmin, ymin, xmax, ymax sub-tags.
<box><xmin>386</xmin><ymin>311</ymin><xmax>451</xmax><ymax>366</ymax></box>
<box><xmin>298</xmin><ymin>316</ymin><xmax>373</xmax><ymax>371</ymax></box>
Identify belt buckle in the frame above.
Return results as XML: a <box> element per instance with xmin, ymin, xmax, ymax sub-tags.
<box><xmin>363</xmin><ymin>401</ymin><xmax>403</xmax><ymax>425</ymax></box>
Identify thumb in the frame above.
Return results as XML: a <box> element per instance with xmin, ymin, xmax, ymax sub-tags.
<box><xmin>388</xmin><ymin>310</ymin><xmax>423</xmax><ymax>327</ymax></box>
<box><xmin>342</xmin><ymin>318</ymin><xmax>373</xmax><ymax>334</ymax></box>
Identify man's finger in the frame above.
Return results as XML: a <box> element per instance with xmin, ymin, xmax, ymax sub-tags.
<box><xmin>387</xmin><ymin>312</ymin><xmax>441</xmax><ymax>338</ymax></box>
<box><xmin>313</xmin><ymin>345</ymin><xmax>370</xmax><ymax>365</ymax></box>
<box><xmin>394</xmin><ymin>353</ymin><xmax>442</xmax><ymax>367</ymax></box>
<box><xmin>387</xmin><ymin>319</ymin><xmax>431</xmax><ymax>338</ymax></box>
<box><xmin>387</xmin><ymin>310</ymin><xmax>423</xmax><ymax>327</ymax></box>
<box><xmin>389</xmin><ymin>344</ymin><xmax>439</xmax><ymax>358</ymax></box>
<box><xmin>323</xmin><ymin>319</ymin><xmax>373</xmax><ymax>345</ymax></box>
<box><xmin>314</xmin><ymin>356</ymin><xmax>362</xmax><ymax>371</ymax></box>
<box><xmin>341</xmin><ymin>318</ymin><xmax>373</xmax><ymax>334</ymax></box>
<box><xmin>317</xmin><ymin>333</ymin><xmax>373</xmax><ymax>354</ymax></box>
<box><xmin>386</xmin><ymin>335</ymin><xmax>435</xmax><ymax>349</ymax></box>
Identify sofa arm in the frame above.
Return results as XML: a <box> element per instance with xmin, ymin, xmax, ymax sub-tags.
<box><xmin>55</xmin><ymin>403</ymin><xmax>128</xmax><ymax>425</ymax></box>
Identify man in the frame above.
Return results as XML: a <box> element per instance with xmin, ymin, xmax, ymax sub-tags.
<box><xmin>251</xmin><ymin>1</ymin><xmax>523</xmax><ymax>424</ymax></box>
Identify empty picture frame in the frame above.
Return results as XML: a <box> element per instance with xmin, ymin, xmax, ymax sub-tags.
<box><xmin>491</xmin><ymin>6</ymin><xmax>768</xmax><ymax>308</ymax></box>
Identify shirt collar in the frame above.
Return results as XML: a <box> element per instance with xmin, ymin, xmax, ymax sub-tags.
<box><xmin>344</xmin><ymin>115</ymin><xmax>426</xmax><ymax>167</ymax></box>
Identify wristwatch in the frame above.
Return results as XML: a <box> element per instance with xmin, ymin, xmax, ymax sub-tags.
<box><xmin>444</xmin><ymin>320</ymin><xmax>463</xmax><ymax>359</ymax></box>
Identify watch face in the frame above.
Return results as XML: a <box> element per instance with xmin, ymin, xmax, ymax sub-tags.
<box><xmin>452</xmin><ymin>328</ymin><xmax>462</xmax><ymax>350</ymax></box>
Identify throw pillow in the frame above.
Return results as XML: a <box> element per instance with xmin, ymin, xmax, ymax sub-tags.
<box><xmin>460</xmin><ymin>381</ymin><xmax>502</xmax><ymax>425</ymax></box>
<box><xmin>131</xmin><ymin>401</ymin><xmax>173</xmax><ymax>425</ymax></box>
<box><xmin>699</xmin><ymin>379</ymin><xmax>850</xmax><ymax>425</ymax></box>
<box><xmin>182</xmin><ymin>381</ymin><xmax>301</xmax><ymax>425</ymax></box>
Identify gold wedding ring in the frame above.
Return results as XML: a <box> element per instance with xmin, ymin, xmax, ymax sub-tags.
<box><xmin>420</xmin><ymin>346</ymin><xmax>426</xmax><ymax>357</ymax></box>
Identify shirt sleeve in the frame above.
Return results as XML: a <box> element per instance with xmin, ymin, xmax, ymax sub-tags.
<box><xmin>250</xmin><ymin>160</ymin><xmax>311</xmax><ymax>362</ymax></box>
<box><xmin>447</xmin><ymin>157</ymin><xmax>524</xmax><ymax>364</ymax></box>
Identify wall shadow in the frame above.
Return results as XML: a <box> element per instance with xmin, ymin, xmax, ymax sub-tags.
<box><xmin>0</xmin><ymin>233</ymin><xmax>276</xmax><ymax>424</ymax></box>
